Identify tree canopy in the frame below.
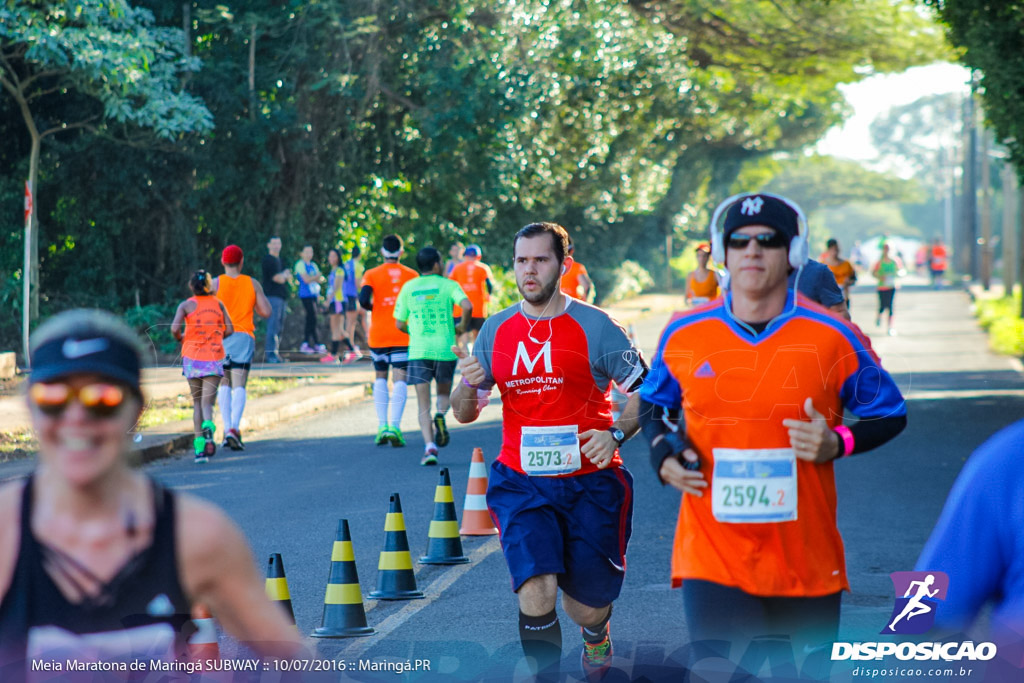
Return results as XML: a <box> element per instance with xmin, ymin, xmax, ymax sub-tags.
<box><xmin>0</xmin><ymin>0</ymin><xmax>948</xmax><ymax>354</ymax></box>
<box><xmin>924</xmin><ymin>1</ymin><xmax>1024</xmax><ymax>179</ymax></box>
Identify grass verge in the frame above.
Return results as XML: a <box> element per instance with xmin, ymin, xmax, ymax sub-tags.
<box><xmin>974</xmin><ymin>288</ymin><xmax>1024</xmax><ymax>356</ymax></box>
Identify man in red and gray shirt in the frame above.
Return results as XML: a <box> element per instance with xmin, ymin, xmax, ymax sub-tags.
<box><xmin>452</xmin><ymin>222</ymin><xmax>646</xmax><ymax>681</ymax></box>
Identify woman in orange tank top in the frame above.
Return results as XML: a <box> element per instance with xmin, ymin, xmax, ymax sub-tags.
<box><xmin>171</xmin><ymin>271</ymin><xmax>234</xmax><ymax>462</ymax></box>
<box><xmin>685</xmin><ymin>242</ymin><xmax>720</xmax><ymax>305</ymax></box>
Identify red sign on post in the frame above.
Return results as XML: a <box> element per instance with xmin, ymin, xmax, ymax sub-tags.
<box><xmin>24</xmin><ymin>181</ymin><xmax>32</xmax><ymax>226</ymax></box>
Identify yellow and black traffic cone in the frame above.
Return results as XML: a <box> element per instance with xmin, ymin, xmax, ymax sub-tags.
<box><xmin>461</xmin><ymin>447</ymin><xmax>498</xmax><ymax>535</ymax></box>
<box><xmin>420</xmin><ymin>468</ymin><xmax>469</xmax><ymax>565</ymax></box>
<box><xmin>311</xmin><ymin>519</ymin><xmax>374</xmax><ymax>638</ymax></box>
<box><xmin>368</xmin><ymin>493</ymin><xmax>425</xmax><ymax>600</ymax></box>
<box><xmin>265</xmin><ymin>553</ymin><xmax>296</xmax><ymax>624</ymax></box>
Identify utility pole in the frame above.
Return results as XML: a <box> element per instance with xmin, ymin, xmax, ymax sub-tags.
<box><xmin>22</xmin><ymin>181</ymin><xmax>32</xmax><ymax>366</ymax></box>
<box><xmin>665</xmin><ymin>233</ymin><xmax>673</xmax><ymax>291</ymax></box>
<box><xmin>980</xmin><ymin>128</ymin><xmax>992</xmax><ymax>290</ymax></box>
<box><xmin>960</xmin><ymin>82</ymin><xmax>978</xmax><ymax>280</ymax></box>
<box><xmin>1019</xmin><ymin>182</ymin><xmax>1024</xmax><ymax>317</ymax></box>
<box><xmin>1002</xmin><ymin>162</ymin><xmax>1017</xmax><ymax>294</ymax></box>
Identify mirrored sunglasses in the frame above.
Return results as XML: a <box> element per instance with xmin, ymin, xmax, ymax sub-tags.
<box><xmin>29</xmin><ymin>382</ymin><xmax>126</xmax><ymax>418</ymax></box>
<box><xmin>726</xmin><ymin>232</ymin><xmax>788</xmax><ymax>250</ymax></box>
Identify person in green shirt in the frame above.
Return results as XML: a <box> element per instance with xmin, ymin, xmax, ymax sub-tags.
<box><xmin>871</xmin><ymin>241</ymin><xmax>903</xmax><ymax>336</ymax></box>
<box><xmin>395</xmin><ymin>247</ymin><xmax>472</xmax><ymax>465</ymax></box>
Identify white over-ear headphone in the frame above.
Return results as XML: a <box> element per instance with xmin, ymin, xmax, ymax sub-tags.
<box><xmin>709</xmin><ymin>192</ymin><xmax>809</xmax><ymax>270</ymax></box>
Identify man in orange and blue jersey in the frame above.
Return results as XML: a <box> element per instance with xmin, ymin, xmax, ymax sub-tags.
<box><xmin>638</xmin><ymin>193</ymin><xmax>907</xmax><ymax>670</ymax></box>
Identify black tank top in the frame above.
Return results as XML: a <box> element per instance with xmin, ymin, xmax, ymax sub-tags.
<box><xmin>0</xmin><ymin>475</ymin><xmax>193</xmax><ymax>681</ymax></box>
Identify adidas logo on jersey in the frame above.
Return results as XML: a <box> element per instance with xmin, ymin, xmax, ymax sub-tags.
<box><xmin>694</xmin><ymin>361</ymin><xmax>716</xmax><ymax>378</ymax></box>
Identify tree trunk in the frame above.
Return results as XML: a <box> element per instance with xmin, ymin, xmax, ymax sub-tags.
<box><xmin>1002</xmin><ymin>162</ymin><xmax>1017</xmax><ymax>294</ymax></box>
<box><xmin>249</xmin><ymin>23</ymin><xmax>257</xmax><ymax>121</ymax></box>
<box><xmin>980</xmin><ymin>128</ymin><xmax>991</xmax><ymax>290</ymax></box>
<box><xmin>23</xmin><ymin>134</ymin><xmax>39</xmax><ymax>363</ymax></box>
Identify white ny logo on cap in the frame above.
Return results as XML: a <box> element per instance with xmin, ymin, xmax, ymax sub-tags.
<box><xmin>740</xmin><ymin>196</ymin><xmax>764</xmax><ymax>216</ymax></box>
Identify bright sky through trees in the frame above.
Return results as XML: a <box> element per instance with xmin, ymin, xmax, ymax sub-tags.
<box><xmin>817</xmin><ymin>62</ymin><xmax>970</xmax><ymax>164</ymax></box>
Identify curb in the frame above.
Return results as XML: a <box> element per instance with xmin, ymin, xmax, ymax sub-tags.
<box><xmin>134</xmin><ymin>383</ymin><xmax>371</xmax><ymax>466</ymax></box>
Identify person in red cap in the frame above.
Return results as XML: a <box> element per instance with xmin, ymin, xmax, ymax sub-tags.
<box><xmin>212</xmin><ymin>245</ymin><xmax>271</xmax><ymax>451</ymax></box>
<box><xmin>684</xmin><ymin>242</ymin><xmax>720</xmax><ymax>306</ymax></box>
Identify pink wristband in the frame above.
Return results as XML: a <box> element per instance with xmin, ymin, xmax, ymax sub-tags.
<box><xmin>834</xmin><ymin>425</ymin><xmax>854</xmax><ymax>457</ymax></box>
<box><xmin>462</xmin><ymin>376</ymin><xmax>478</xmax><ymax>390</ymax></box>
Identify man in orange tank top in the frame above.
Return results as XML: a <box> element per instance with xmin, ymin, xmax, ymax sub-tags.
<box><xmin>213</xmin><ymin>245</ymin><xmax>272</xmax><ymax>451</ymax></box>
<box><xmin>449</xmin><ymin>244</ymin><xmax>494</xmax><ymax>348</ymax></box>
<box><xmin>929</xmin><ymin>238</ymin><xmax>948</xmax><ymax>289</ymax></box>
<box><xmin>639</xmin><ymin>193</ymin><xmax>907</xmax><ymax>670</ymax></box>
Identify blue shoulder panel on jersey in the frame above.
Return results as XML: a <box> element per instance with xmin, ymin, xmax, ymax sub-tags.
<box><xmin>795</xmin><ymin>306</ymin><xmax>907</xmax><ymax>419</ymax></box>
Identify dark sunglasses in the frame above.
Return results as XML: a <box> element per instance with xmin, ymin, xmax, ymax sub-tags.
<box><xmin>726</xmin><ymin>232</ymin><xmax>788</xmax><ymax>250</ymax></box>
<box><xmin>29</xmin><ymin>382</ymin><xmax>127</xmax><ymax>418</ymax></box>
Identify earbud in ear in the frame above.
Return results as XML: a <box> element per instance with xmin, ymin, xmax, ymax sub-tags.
<box><xmin>561</xmin><ymin>266</ymin><xmax>566</xmax><ymax>275</ymax></box>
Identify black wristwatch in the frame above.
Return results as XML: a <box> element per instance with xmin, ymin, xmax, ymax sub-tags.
<box><xmin>607</xmin><ymin>427</ymin><xmax>626</xmax><ymax>446</ymax></box>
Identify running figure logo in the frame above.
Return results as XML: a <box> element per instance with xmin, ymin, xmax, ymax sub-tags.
<box><xmin>881</xmin><ymin>571</ymin><xmax>949</xmax><ymax>635</ymax></box>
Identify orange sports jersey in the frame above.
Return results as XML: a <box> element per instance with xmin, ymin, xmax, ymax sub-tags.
<box><xmin>560</xmin><ymin>261</ymin><xmax>589</xmax><ymax>298</ymax></box>
<box><xmin>216</xmin><ymin>274</ymin><xmax>256</xmax><ymax>337</ymax></box>
<box><xmin>449</xmin><ymin>260</ymin><xmax>492</xmax><ymax>317</ymax></box>
<box><xmin>930</xmin><ymin>245</ymin><xmax>948</xmax><ymax>270</ymax></box>
<box><xmin>361</xmin><ymin>262</ymin><xmax>418</xmax><ymax>348</ymax></box>
<box><xmin>687</xmin><ymin>271</ymin><xmax>719</xmax><ymax>300</ymax></box>
<box><xmin>825</xmin><ymin>260</ymin><xmax>856</xmax><ymax>288</ymax></box>
<box><xmin>640</xmin><ymin>293</ymin><xmax>905</xmax><ymax>597</ymax></box>
<box><xmin>182</xmin><ymin>296</ymin><xmax>226</xmax><ymax>361</ymax></box>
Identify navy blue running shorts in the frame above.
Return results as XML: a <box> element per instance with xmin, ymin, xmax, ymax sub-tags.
<box><xmin>369</xmin><ymin>346</ymin><xmax>409</xmax><ymax>372</ymax></box>
<box><xmin>486</xmin><ymin>460</ymin><xmax>633</xmax><ymax>608</ymax></box>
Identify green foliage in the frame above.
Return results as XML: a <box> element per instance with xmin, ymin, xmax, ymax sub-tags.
<box><xmin>734</xmin><ymin>155</ymin><xmax>925</xmax><ymax>253</ymax></box>
<box><xmin>974</xmin><ymin>289</ymin><xmax>1024</xmax><ymax>356</ymax></box>
<box><xmin>601</xmin><ymin>261</ymin><xmax>655</xmax><ymax>306</ymax></box>
<box><xmin>0</xmin><ymin>0</ymin><xmax>212</xmax><ymax>139</ymax></box>
<box><xmin>487</xmin><ymin>265</ymin><xmax>520</xmax><ymax>313</ymax></box>
<box><xmin>817</xmin><ymin>202</ymin><xmax>923</xmax><ymax>251</ymax></box>
<box><xmin>0</xmin><ymin>0</ymin><xmax>949</xmax><ymax>353</ymax></box>
<box><xmin>924</xmin><ymin>1</ymin><xmax>1024</xmax><ymax>181</ymax></box>
<box><xmin>869</xmin><ymin>92</ymin><xmax>962</xmax><ymax>192</ymax></box>
<box><xmin>737</xmin><ymin>155</ymin><xmax>923</xmax><ymax>217</ymax></box>
<box><xmin>122</xmin><ymin>302</ymin><xmax>179</xmax><ymax>356</ymax></box>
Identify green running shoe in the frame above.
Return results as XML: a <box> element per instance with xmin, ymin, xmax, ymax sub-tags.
<box><xmin>193</xmin><ymin>436</ymin><xmax>208</xmax><ymax>464</ymax></box>
<box><xmin>388</xmin><ymin>427</ymin><xmax>406</xmax><ymax>448</ymax></box>
<box><xmin>433</xmin><ymin>412</ymin><xmax>450</xmax><ymax>447</ymax></box>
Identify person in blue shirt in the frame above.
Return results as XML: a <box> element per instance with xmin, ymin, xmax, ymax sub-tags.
<box><xmin>916</xmin><ymin>418</ymin><xmax>1024</xmax><ymax>636</ymax></box>
<box><xmin>789</xmin><ymin>259</ymin><xmax>849</xmax><ymax>320</ymax></box>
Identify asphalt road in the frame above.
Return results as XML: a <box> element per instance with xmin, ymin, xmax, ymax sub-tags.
<box><xmin>4</xmin><ymin>285</ymin><xmax>1023</xmax><ymax>682</ymax></box>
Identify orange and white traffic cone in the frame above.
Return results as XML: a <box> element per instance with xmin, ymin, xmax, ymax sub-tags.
<box><xmin>188</xmin><ymin>603</ymin><xmax>220</xmax><ymax>662</ymax></box>
<box><xmin>460</xmin><ymin>448</ymin><xmax>497</xmax><ymax>536</ymax></box>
